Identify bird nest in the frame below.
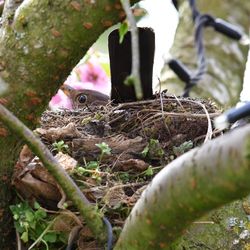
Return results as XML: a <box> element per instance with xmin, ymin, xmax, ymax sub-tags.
<box><xmin>12</xmin><ymin>94</ymin><xmax>220</xmax><ymax>249</ymax></box>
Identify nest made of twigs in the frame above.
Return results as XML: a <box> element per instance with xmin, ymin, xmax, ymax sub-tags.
<box><xmin>12</xmin><ymin>94</ymin><xmax>221</xmax><ymax>249</ymax></box>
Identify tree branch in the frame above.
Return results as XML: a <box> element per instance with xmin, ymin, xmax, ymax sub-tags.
<box><xmin>115</xmin><ymin>125</ymin><xmax>250</xmax><ymax>249</ymax></box>
<box><xmin>0</xmin><ymin>103</ymin><xmax>108</xmax><ymax>242</ymax></box>
<box><xmin>1</xmin><ymin>0</ymin><xmax>22</xmax><ymax>23</ymax></box>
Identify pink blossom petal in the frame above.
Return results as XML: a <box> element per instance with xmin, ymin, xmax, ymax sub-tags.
<box><xmin>65</xmin><ymin>73</ymin><xmax>79</xmax><ymax>85</ymax></box>
<box><xmin>69</xmin><ymin>81</ymin><xmax>94</xmax><ymax>90</ymax></box>
<box><xmin>76</xmin><ymin>60</ymin><xmax>109</xmax><ymax>87</ymax></box>
<box><xmin>50</xmin><ymin>92</ymin><xmax>62</xmax><ymax>105</ymax></box>
<box><xmin>49</xmin><ymin>89</ymin><xmax>72</xmax><ymax>110</ymax></box>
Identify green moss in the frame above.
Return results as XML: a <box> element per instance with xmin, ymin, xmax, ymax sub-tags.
<box><xmin>0</xmin><ymin>1</ymin><xmax>140</xmax><ymax>248</ymax></box>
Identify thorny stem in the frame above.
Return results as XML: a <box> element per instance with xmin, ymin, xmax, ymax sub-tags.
<box><xmin>120</xmin><ymin>0</ymin><xmax>143</xmax><ymax>100</ymax></box>
<box><xmin>0</xmin><ymin>103</ymin><xmax>107</xmax><ymax>242</ymax></box>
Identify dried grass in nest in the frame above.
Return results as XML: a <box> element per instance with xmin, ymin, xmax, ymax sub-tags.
<box><xmin>12</xmin><ymin>94</ymin><xmax>221</xmax><ymax>249</ymax></box>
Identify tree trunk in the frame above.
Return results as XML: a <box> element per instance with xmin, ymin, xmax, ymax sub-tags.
<box><xmin>0</xmin><ymin>0</ymin><xmax>138</xmax><ymax>248</ymax></box>
<box><xmin>163</xmin><ymin>0</ymin><xmax>250</xmax><ymax>106</ymax></box>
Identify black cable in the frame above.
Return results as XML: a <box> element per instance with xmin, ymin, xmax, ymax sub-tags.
<box><xmin>169</xmin><ymin>0</ymin><xmax>210</xmax><ymax>97</ymax></box>
<box><xmin>103</xmin><ymin>216</ymin><xmax>113</xmax><ymax>250</ymax></box>
<box><xmin>183</xmin><ymin>13</ymin><xmax>214</xmax><ymax>97</ymax></box>
<box><xmin>188</xmin><ymin>0</ymin><xmax>199</xmax><ymax>21</ymax></box>
<box><xmin>183</xmin><ymin>14</ymin><xmax>215</xmax><ymax>97</ymax></box>
<box><xmin>65</xmin><ymin>217</ymin><xmax>113</xmax><ymax>250</ymax></box>
<box><xmin>215</xmin><ymin>102</ymin><xmax>250</xmax><ymax>129</ymax></box>
<box><xmin>169</xmin><ymin>0</ymin><xmax>245</xmax><ymax>97</ymax></box>
<box><xmin>192</xmin><ymin>15</ymin><xmax>214</xmax><ymax>81</ymax></box>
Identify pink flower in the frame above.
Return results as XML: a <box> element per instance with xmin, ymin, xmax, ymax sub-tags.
<box><xmin>75</xmin><ymin>60</ymin><xmax>110</xmax><ymax>94</ymax></box>
<box><xmin>49</xmin><ymin>89</ymin><xmax>72</xmax><ymax>110</ymax></box>
<box><xmin>64</xmin><ymin>73</ymin><xmax>79</xmax><ymax>86</ymax></box>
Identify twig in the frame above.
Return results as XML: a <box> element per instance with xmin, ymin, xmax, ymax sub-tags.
<box><xmin>183</xmin><ymin>99</ymin><xmax>213</xmax><ymax>142</ymax></box>
<box><xmin>137</xmin><ymin>110</ymin><xmax>219</xmax><ymax>119</ymax></box>
<box><xmin>16</xmin><ymin>229</ymin><xmax>22</xmax><ymax>250</ymax></box>
<box><xmin>193</xmin><ymin>221</ymin><xmax>215</xmax><ymax>224</ymax></box>
<box><xmin>200</xmin><ymin>102</ymin><xmax>213</xmax><ymax>142</ymax></box>
<box><xmin>121</xmin><ymin>0</ymin><xmax>142</xmax><ymax>99</ymax></box>
<box><xmin>28</xmin><ymin>218</ymin><xmax>56</xmax><ymax>250</ymax></box>
<box><xmin>131</xmin><ymin>111</ymin><xmax>217</xmax><ymax>135</ymax></box>
<box><xmin>108</xmin><ymin>182</ymin><xmax>149</xmax><ymax>191</ymax></box>
<box><xmin>173</xmin><ymin>94</ymin><xmax>186</xmax><ymax>112</ymax></box>
<box><xmin>158</xmin><ymin>78</ymin><xmax>171</xmax><ymax>136</ymax></box>
<box><xmin>0</xmin><ymin>104</ymin><xmax>107</xmax><ymax>242</ymax></box>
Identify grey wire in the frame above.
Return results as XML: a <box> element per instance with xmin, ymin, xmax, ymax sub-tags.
<box><xmin>65</xmin><ymin>217</ymin><xmax>113</xmax><ymax>250</ymax></box>
<box><xmin>191</xmin><ymin>15</ymin><xmax>214</xmax><ymax>83</ymax></box>
<box><xmin>188</xmin><ymin>0</ymin><xmax>199</xmax><ymax>21</ymax></box>
<box><xmin>183</xmin><ymin>1</ymin><xmax>215</xmax><ymax>97</ymax></box>
<box><xmin>103</xmin><ymin>216</ymin><xmax>113</xmax><ymax>250</ymax></box>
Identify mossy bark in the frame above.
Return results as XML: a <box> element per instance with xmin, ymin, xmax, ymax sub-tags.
<box><xmin>164</xmin><ymin>0</ymin><xmax>250</xmax><ymax>106</ymax></box>
<box><xmin>173</xmin><ymin>199</ymin><xmax>250</xmax><ymax>249</ymax></box>
<box><xmin>0</xmin><ymin>0</ymin><xmax>139</xmax><ymax>248</ymax></box>
<box><xmin>115</xmin><ymin>125</ymin><xmax>250</xmax><ymax>250</ymax></box>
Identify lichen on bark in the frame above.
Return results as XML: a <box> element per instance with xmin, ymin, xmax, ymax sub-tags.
<box><xmin>0</xmin><ymin>0</ymin><xmax>139</xmax><ymax>248</ymax></box>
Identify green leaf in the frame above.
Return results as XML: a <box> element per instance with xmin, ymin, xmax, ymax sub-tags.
<box><xmin>13</xmin><ymin>214</ymin><xmax>19</xmax><ymax>220</ymax></box>
<box><xmin>119</xmin><ymin>172</ymin><xmax>130</xmax><ymax>182</ymax></box>
<box><xmin>9</xmin><ymin>204</ymin><xmax>17</xmax><ymax>213</ymax></box>
<box><xmin>14</xmin><ymin>221</ymin><xmax>25</xmax><ymax>233</ymax></box>
<box><xmin>25</xmin><ymin>210</ymin><xmax>34</xmax><ymax>222</ymax></box>
<box><xmin>145</xmin><ymin>166</ymin><xmax>154</xmax><ymax>176</ymax></box>
<box><xmin>141</xmin><ymin>145</ymin><xmax>149</xmax><ymax>157</ymax></box>
<box><xmin>76</xmin><ymin>166</ymin><xmax>85</xmax><ymax>174</ymax></box>
<box><xmin>96</xmin><ymin>142</ymin><xmax>111</xmax><ymax>155</ymax></box>
<box><xmin>86</xmin><ymin>161</ymin><xmax>99</xmax><ymax>169</ymax></box>
<box><xmin>52</xmin><ymin>140</ymin><xmax>69</xmax><ymax>153</ymax></box>
<box><xmin>43</xmin><ymin>232</ymin><xmax>57</xmax><ymax>243</ymax></box>
<box><xmin>173</xmin><ymin>140</ymin><xmax>193</xmax><ymax>156</ymax></box>
<box><xmin>119</xmin><ymin>22</ymin><xmax>128</xmax><ymax>44</ymax></box>
<box><xmin>142</xmin><ymin>139</ymin><xmax>164</xmax><ymax>159</ymax></box>
<box><xmin>21</xmin><ymin>231</ymin><xmax>29</xmax><ymax>243</ymax></box>
<box><xmin>34</xmin><ymin>201</ymin><xmax>40</xmax><ymax>210</ymax></box>
<box><xmin>10</xmin><ymin>201</ymin><xmax>66</xmax><ymax>246</ymax></box>
<box><xmin>62</xmin><ymin>202</ymin><xmax>68</xmax><ymax>209</ymax></box>
<box><xmin>35</xmin><ymin>209</ymin><xmax>47</xmax><ymax>220</ymax></box>
<box><xmin>124</xmin><ymin>75</ymin><xmax>135</xmax><ymax>86</ymax></box>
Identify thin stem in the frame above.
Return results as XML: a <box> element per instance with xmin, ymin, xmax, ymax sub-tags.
<box><xmin>0</xmin><ymin>104</ymin><xmax>107</xmax><ymax>242</ymax></box>
<box><xmin>121</xmin><ymin>0</ymin><xmax>143</xmax><ymax>99</ymax></box>
<box><xmin>28</xmin><ymin>218</ymin><xmax>55</xmax><ymax>250</ymax></box>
